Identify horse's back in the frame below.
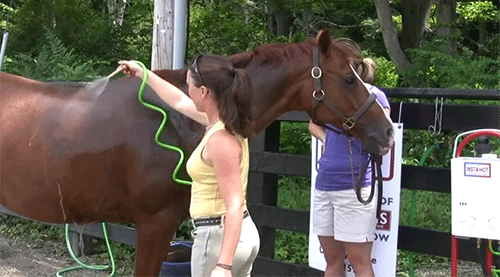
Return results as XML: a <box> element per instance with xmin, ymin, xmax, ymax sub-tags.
<box><xmin>0</xmin><ymin>73</ymin><xmax>193</xmax><ymax>224</ymax></box>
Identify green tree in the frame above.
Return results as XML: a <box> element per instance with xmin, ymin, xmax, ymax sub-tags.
<box><xmin>189</xmin><ymin>0</ymin><xmax>268</xmax><ymax>57</ymax></box>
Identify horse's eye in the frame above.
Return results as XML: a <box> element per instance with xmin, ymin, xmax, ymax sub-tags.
<box><xmin>344</xmin><ymin>74</ymin><xmax>356</xmax><ymax>85</ymax></box>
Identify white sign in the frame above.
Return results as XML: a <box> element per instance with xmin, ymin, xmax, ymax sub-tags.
<box><xmin>464</xmin><ymin>162</ymin><xmax>491</xmax><ymax>177</ymax></box>
<box><xmin>309</xmin><ymin>123</ymin><xmax>403</xmax><ymax>276</ymax></box>
<box><xmin>452</xmin><ymin>157</ymin><xmax>500</xmax><ymax>240</ymax></box>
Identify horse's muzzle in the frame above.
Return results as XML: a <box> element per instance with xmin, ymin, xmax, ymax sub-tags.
<box><xmin>365</xmin><ymin>125</ymin><xmax>395</xmax><ymax>155</ymax></box>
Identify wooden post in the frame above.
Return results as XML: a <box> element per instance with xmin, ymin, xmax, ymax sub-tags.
<box><xmin>248</xmin><ymin>121</ymin><xmax>281</xmax><ymax>259</ymax></box>
<box><xmin>152</xmin><ymin>0</ymin><xmax>174</xmax><ymax>70</ymax></box>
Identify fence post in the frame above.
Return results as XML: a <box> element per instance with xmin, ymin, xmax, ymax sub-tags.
<box><xmin>69</xmin><ymin>229</ymin><xmax>94</xmax><ymax>256</ymax></box>
<box><xmin>248</xmin><ymin>120</ymin><xmax>280</xmax><ymax>259</ymax></box>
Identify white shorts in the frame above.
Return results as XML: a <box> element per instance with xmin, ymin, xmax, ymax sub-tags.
<box><xmin>312</xmin><ymin>187</ymin><xmax>377</xmax><ymax>242</ymax></box>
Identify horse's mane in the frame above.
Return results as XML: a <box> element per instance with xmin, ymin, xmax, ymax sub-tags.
<box><xmin>229</xmin><ymin>38</ymin><xmax>316</xmax><ymax>69</ymax></box>
<box><xmin>229</xmin><ymin>36</ymin><xmax>363</xmax><ymax>69</ymax></box>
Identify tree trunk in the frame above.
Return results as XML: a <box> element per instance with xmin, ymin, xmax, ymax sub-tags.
<box><xmin>373</xmin><ymin>0</ymin><xmax>411</xmax><ymax>70</ymax></box>
<box><xmin>152</xmin><ymin>0</ymin><xmax>173</xmax><ymax>70</ymax></box>
<box><xmin>479</xmin><ymin>21</ymin><xmax>488</xmax><ymax>55</ymax></box>
<box><xmin>400</xmin><ymin>0</ymin><xmax>434</xmax><ymax>51</ymax></box>
<box><xmin>107</xmin><ymin>0</ymin><xmax>127</xmax><ymax>27</ymax></box>
<box><xmin>437</xmin><ymin>0</ymin><xmax>457</xmax><ymax>55</ymax></box>
<box><xmin>267</xmin><ymin>0</ymin><xmax>294</xmax><ymax>37</ymax></box>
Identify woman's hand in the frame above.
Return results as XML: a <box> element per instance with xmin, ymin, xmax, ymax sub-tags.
<box><xmin>117</xmin><ymin>60</ymin><xmax>145</xmax><ymax>79</ymax></box>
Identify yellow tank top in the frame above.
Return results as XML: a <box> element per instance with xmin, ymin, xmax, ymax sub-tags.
<box><xmin>186</xmin><ymin>120</ymin><xmax>249</xmax><ymax>218</ymax></box>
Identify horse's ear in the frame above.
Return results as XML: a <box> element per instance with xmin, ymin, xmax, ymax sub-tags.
<box><xmin>317</xmin><ymin>29</ymin><xmax>332</xmax><ymax>56</ymax></box>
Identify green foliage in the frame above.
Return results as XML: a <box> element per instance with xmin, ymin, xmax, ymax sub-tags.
<box><xmin>280</xmin><ymin>122</ymin><xmax>311</xmax><ymax>155</ymax></box>
<box><xmin>176</xmin><ymin>220</ymin><xmax>194</xmax><ymax>241</ymax></box>
<box><xmin>0</xmin><ymin>215</ymin><xmax>63</xmax><ymax>246</ymax></box>
<box><xmin>5</xmin><ymin>0</ymin><xmax>151</xmax><ymax>73</ymax></box>
<box><xmin>4</xmin><ymin>30</ymin><xmax>103</xmax><ymax>81</ymax></box>
<box><xmin>401</xmin><ymin>130</ymin><xmax>455</xmax><ymax>167</ymax></box>
<box><xmin>400</xmin><ymin>38</ymin><xmax>500</xmax><ymax>89</ymax></box>
<box><xmin>400</xmin><ymin>190</ymin><xmax>451</xmax><ymax>231</ymax></box>
<box><xmin>397</xmin><ymin>250</ymin><xmax>449</xmax><ymax>274</ymax></box>
<box><xmin>278</xmin><ymin>176</ymin><xmax>311</xmax><ymax>211</ymax></box>
<box><xmin>457</xmin><ymin>1</ymin><xmax>500</xmax><ymax>22</ymax></box>
<box><xmin>0</xmin><ymin>2</ymin><xmax>13</xmax><ymax>30</ymax></box>
<box><xmin>373</xmin><ymin>56</ymin><xmax>399</xmax><ymax>88</ymax></box>
<box><xmin>275</xmin><ymin>122</ymin><xmax>312</xmax><ymax>265</ymax></box>
<box><xmin>119</xmin><ymin>0</ymin><xmax>154</xmax><ymax>65</ymax></box>
<box><xmin>188</xmin><ymin>0</ymin><xmax>268</xmax><ymax>57</ymax></box>
<box><xmin>275</xmin><ymin>229</ymin><xmax>309</xmax><ymax>265</ymax></box>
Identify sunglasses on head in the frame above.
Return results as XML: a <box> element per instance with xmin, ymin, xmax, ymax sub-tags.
<box><xmin>193</xmin><ymin>55</ymin><xmax>207</xmax><ymax>88</ymax></box>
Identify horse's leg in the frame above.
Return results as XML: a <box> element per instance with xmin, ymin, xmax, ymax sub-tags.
<box><xmin>133</xmin><ymin>209</ymin><xmax>184</xmax><ymax>277</ymax></box>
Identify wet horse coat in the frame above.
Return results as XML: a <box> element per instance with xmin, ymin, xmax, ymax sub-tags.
<box><xmin>0</xmin><ymin>30</ymin><xmax>394</xmax><ymax>276</ymax></box>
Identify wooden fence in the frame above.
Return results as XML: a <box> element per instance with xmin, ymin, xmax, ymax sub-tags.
<box><xmin>1</xmin><ymin>88</ymin><xmax>499</xmax><ymax>276</ymax></box>
<box><xmin>247</xmin><ymin>87</ymin><xmax>500</xmax><ymax>276</ymax></box>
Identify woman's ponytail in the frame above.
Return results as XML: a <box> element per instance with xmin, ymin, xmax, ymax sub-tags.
<box><xmin>218</xmin><ymin>68</ymin><xmax>253</xmax><ymax>138</ymax></box>
<box><xmin>191</xmin><ymin>55</ymin><xmax>254</xmax><ymax>138</ymax></box>
<box><xmin>357</xmin><ymin>58</ymin><xmax>376</xmax><ymax>84</ymax></box>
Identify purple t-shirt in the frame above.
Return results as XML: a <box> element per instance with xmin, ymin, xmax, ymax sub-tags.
<box><xmin>315</xmin><ymin>85</ymin><xmax>390</xmax><ymax>191</ymax></box>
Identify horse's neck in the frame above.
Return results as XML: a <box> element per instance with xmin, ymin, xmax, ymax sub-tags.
<box><xmin>153</xmin><ymin>69</ymin><xmax>188</xmax><ymax>91</ymax></box>
<box><xmin>153</xmin><ymin>69</ymin><xmax>205</xmax><ymax>150</ymax></box>
<box><xmin>246</xmin><ymin>61</ymin><xmax>309</xmax><ymax>134</ymax></box>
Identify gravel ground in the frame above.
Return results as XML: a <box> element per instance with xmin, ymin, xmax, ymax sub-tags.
<box><xmin>0</xmin><ymin>235</ymin><xmax>131</xmax><ymax>277</ymax></box>
<box><xmin>413</xmin><ymin>261</ymin><xmax>484</xmax><ymax>277</ymax></box>
<box><xmin>0</xmin><ymin>232</ymin><xmax>487</xmax><ymax>277</ymax></box>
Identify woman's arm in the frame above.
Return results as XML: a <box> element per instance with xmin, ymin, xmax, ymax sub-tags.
<box><xmin>308</xmin><ymin>120</ymin><xmax>327</xmax><ymax>143</ymax></box>
<box><xmin>205</xmin><ymin>130</ymin><xmax>245</xmax><ymax>276</ymax></box>
<box><xmin>118</xmin><ymin>61</ymin><xmax>208</xmax><ymax>126</ymax></box>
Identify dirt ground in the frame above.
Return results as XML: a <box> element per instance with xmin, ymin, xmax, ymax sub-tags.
<box><xmin>0</xmin><ymin>234</ymin><xmax>131</xmax><ymax>277</ymax></box>
<box><xmin>0</xmin><ymin>232</ymin><xmax>486</xmax><ymax>277</ymax></box>
<box><xmin>412</xmin><ymin>261</ymin><xmax>484</xmax><ymax>277</ymax></box>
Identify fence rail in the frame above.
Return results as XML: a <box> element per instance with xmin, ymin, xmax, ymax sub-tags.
<box><xmin>1</xmin><ymin>87</ymin><xmax>499</xmax><ymax>276</ymax></box>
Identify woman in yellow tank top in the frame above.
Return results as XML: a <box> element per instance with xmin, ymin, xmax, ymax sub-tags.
<box><xmin>118</xmin><ymin>56</ymin><xmax>260</xmax><ymax>277</ymax></box>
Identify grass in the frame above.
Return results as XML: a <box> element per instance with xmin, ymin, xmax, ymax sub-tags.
<box><xmin>0</xmin><ymin>214</ymin><xmax>137</xmax><ymax>275</ymax></box>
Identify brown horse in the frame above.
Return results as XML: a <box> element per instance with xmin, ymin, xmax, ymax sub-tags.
<box><xmin>0</xmin><ymin>30</ymin><xmax>393</xmax><ymax>276</ymax></box>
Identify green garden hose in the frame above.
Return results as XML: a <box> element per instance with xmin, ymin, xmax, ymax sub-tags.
<box><xmin>408</xmin><ymin>143</ymin><xmax>442</xmax><ymax>277</ymax></box>
<box><xmin>135</xmin><ymin>61</ymin><xmax>192</xmax><ymax>186</ymax></box>
<box><xmin>56</xmin><ymin>223</ymin><xmax>116</xmax><ymax>277</ymax></box>
<box><xmin>489</xmin><ymin>241</ymin><xmax>500</xmax><ymax>277</ymax></box>
<box><xmin>58</xmin><ymin>61</ymin><xmax>192</xmax><ymax>276</ymax></box>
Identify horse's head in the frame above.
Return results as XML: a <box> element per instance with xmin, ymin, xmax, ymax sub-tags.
<box><xmin>308</xmin><ymin>29</ymin><xmax>394</xmax><ymax>154</ymax></box>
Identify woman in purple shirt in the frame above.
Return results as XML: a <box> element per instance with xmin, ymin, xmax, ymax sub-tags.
<box><xmin>309</xmin><ymin>58</ymin><xmax>390</xmax><ymax>277</ymax></box>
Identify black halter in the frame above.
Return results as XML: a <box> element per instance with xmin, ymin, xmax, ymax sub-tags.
<box><xmin>310</xmin><ymin>46</ymin><xmax>376</xmax><ymax>134</ymax></box>
<box><xmin>310</xmin><ymin>46</ymin><xmax>383</xmax><ymax>218</ymax></box>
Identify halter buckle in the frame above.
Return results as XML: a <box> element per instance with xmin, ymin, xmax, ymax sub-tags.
<box><xmin>343</xmin><ymin>118</ymin><xmax>356</xmax><ymax>130</ymax></box>
<box><xmin>311</xmin><ymin>66</ymin><xmax>322</xmax><ymax>79</ymax></box>
<box><xmin>312</xmin><ymin>90</ymin><xmax>325</xmax><ymax>100</ymax></box>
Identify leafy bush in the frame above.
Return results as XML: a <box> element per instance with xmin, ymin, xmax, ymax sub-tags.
<box><xmin>188</xmin><ymin>0</ymin><xmax>268</xmax><ymax>57</ymax></box>
<box><xmin>280</xmin><ymin>122</ymin><xmax>311</xmax><ymax>155</ymax></box>
<box><xmin>399</xmin><ymin>38</ymin><xmax>500</xmax><ymax>89</ymax></box>
<box><xmin>373</xmin><ymin>56</ymin><xmax>399</xmax><ymax>88</ymax></box>
<box><xmin>4</xmin><ymin>30</ymin><xmax>103</xmax><ymax>81</ymax></box>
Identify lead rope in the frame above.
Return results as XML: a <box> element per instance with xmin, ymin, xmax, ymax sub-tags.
<box><xmin>349</xmin><ymin>137</ymin><xmax>375</xmax><ymax>205</ymax></box>
<box><xmin>58</xmin><ymin>61</ymin><xmax>192</xmax><ymax>276</ymax></box>
<box><xmin>348</xmin><ymin>137</ymin><xmax>363</xmax><ymax>193</ymax></box>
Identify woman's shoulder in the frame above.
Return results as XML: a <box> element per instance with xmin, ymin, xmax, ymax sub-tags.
<box><xmin>206</xmin><ymin>129</ymin><xmax>242</xmax><ymax>156</ymax></box>
<box><xmin>368</xmin><ymin>85</ymin><xmax>386</xmax><ymax>96</ymax></box>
